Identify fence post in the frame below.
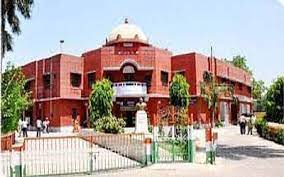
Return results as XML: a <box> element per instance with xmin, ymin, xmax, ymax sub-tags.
<box><xmin>88</xmin><ymin>136</ymin><xmax>93</xmax><ymax>175</ymax></box>
<box><xmin>152</xmin><ymin>125</ymin><xmax>158</xmax><ymax>163</ymax></box>
<box><xmin>144</xmin><ymin>138</ymin><xmax>152</xmax><ymax>165</ymax></box>
<box><xmin>11</xmin><ymin>147</ymin><xmax>25</xmax><ymax>177</ymax></box>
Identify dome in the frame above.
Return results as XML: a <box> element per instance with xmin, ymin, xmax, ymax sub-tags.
<box><xmin>107</xmin><ymin>18</ymin><xmax>148</xmax><ymax>44</ymax></box>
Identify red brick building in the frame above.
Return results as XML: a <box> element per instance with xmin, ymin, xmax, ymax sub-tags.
<box><xmin>22</xmin><ymin>19</ymin><xmax>252</xmax><ymax>131</ymax></box>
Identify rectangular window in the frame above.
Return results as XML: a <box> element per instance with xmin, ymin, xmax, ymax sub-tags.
<box><xmin>43</xmin><ymin>74</ymin><xmax>51</xmax><ymax>89</ymax></box>
<box><xmin>24</xmin><ymin>80</ymin><xmax>32</xmax><ymax>91</ymax></box>
<box><xmin>88</xmin><ymin>72</ymin><xmax>96</xmax><ymax>89</ymax></box>
<box><xmin>144</xmin><ymin>75</ymin><xmax>152</xmax><ymax>86</ymax></box>
<box><xmin>72</xmin><ymin>108</ymin><xmax>77</xmax><ymax>119</ymax></box>
<box><xmin>70</xmin><ymin>73</ymin><xmax>81</xmax><ymax>87</ymax></box>
<box><xmin>239</xmin><ymin>83</ymin><xmax>243</xmax><ymax>90</ymax></box>
<box><xmin>161</xmin><ymin>71</ymin><xmax>169</xmax><ymax>86</ymax></box>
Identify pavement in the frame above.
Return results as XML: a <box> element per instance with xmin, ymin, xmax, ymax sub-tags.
<box><xmin>82</xmin><ymin>126</ymin><xmax>284</xmax><ymax>177</ymax></box>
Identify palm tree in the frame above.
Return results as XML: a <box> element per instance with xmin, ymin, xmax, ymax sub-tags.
<box><xmin>1</xmin><ymin>0</ymin><xmax>34</xmax><ymax>58</ymax></box>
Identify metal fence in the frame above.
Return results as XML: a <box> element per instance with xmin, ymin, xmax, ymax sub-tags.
<box><xmin>0</xmin><ymin>133</ymin><xmax>145</xmax><ymax>177</ymax></box>
<box><xmin>1</xmin><ymin>151</ymin><xmax>11</xmax><ymax>177</ymax></box>
<box><xmin>156</xmin><ymin>136</ymin><xmax>189</xmax><ymax>162</ymax></box>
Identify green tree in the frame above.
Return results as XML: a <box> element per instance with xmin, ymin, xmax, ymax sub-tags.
<box><xmin>1</xmin><ymin>0</ymin><xmax>34</xmax><ymax>58</ymax></box>
<box><xmin>252</xmin><ymin>78</ymin><xmax>266</xmax><ymax>100</ymax></box>
<box><xmin>231</xmin><ymin>55</ymin><xmax>252</xmax><ymax>74</ymax></box>
<box><xmin>265</xmin><ymin>76</ymin><xmax>284</xmax><ymax>123</ymax></box>
<box><xmin>170</xmin><ymin>74</ymin><xmax>190</xmax><ymax>108</ymax></box>
<box><xmin>89</xmin><ymin>79</ymin><xmax>114</xmax><ymax>124</ymax></box>
<box><xmin>169</xmin><ymin>74</ymin><xmax>190</xmax><ymax>125</ymax></box>
<box><xmin>1</xmin><ymin>62</ymin><xmax>31</xmax><ymax>134</ymax></box>
<box><xmin>252</xmin><ymin>78</ymin><xmax>267</xmax><ymax>112</ymax></box>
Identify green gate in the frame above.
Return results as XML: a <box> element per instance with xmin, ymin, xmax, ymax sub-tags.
<box><xmin>156</xmin><ymin>136</ymin><xmax>189</xmax><ymax>162</ymax></box>
<box><xmin>153</xmin><ymin>105</ymin><xmax>196</xmax><ymax>163</ymax></box>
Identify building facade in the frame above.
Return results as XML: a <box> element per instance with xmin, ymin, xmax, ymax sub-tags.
<box><xmin>22</xmin><ymin>19</ymin><xmax>252</xmax><ymax>131</ymax></box>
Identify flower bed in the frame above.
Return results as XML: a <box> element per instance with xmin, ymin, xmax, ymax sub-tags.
<box><xmin>255</xmin><ymin>118</ymin><xmax>284</xmax><ymax>145</ymax></box>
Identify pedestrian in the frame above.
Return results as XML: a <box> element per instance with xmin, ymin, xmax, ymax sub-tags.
<box><xmin>239</xmin><ymin>113</ymin><xmax>246</xmax><ymax>135</ymax></box>
<box><xmin>247</xmin><ymin>114</ymin><xmax>255</xmax><ymax>135</ymax></box>
<box><xmin>36</xmin><ymin>118</ymin><xmax>42</xmax><ymax>137</ymax></box>
<box><xmin>18</xmin><ymin>118</ymin><xmax>22</xmax><ymax>137</ymax></box>
<box><xmin>22</xmin><ymin>119</ymin><xmax>28</xmax><ymax>137</ymax></box>
<box><xmin>45</xmin><ymin>117</ymin><xmax>50</xmax><ymax>133</ymax></box>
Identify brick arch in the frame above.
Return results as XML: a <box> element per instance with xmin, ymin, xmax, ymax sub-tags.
<box><xmin>120</xmin><ymin>59</ymin><xmax>140</xmax><ymax>70</ymax></box>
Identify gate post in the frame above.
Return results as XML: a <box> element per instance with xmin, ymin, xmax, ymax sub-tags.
<box><xmin>152</xmin><ymin>114</ymin><xmax>158</xmax><ymax>163</ymax></box>
<box><xmin>144</xmin><ymin>138</ymin><xmax>152</xmax><ymax>165</ymax></box>
<box><xmin>187</xmin><ymin>124</ymin><xmax>195</xmax><ymax>162</ymax></box>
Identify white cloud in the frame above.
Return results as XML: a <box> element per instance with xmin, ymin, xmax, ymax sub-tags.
<box><xmin>277</xmin><ymin>0</ymin><xmax>284</xmax><ymax>7</ymax></box>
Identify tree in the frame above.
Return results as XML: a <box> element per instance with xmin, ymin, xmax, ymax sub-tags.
<box><xmin>1</xmin><ymin>62</ymin><xmax>31</xmax><ymax>134</ymax></box>
<box><xmin>265</xmin><ymin>76</ymin><xmax>284</xmax><ymax>123</ymax></box>
<box><xmin>169</xmin><ymin>74</ymin><xmax>190</xmax><ymax>125</ymax></box>
<box><xmin>89</xmin><ymin>79</ymin><xmax>114</xmax><ymax>124</ymax></box>
<box><xmin>252</xmin><ymin>78</ymin><xmax>267</xmax><ymax>112</ymax></box>
<box><xmin>231</xmin><ymin>55</ymin><xmax>252</xmax><ymax>74</ymax></box>
<box><xmin>252</xmin><ymin>78</ymin><xmax>266</xmax><ymax>100</ymax></box>
<box><xmin>1</xmin><ymin>0</ymin><xmax>34</xmax><ymax>58</ymax></box>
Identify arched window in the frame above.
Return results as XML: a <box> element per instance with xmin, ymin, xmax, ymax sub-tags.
<box><xmin>122</xmin><ymin>65</ymin><xmax>135</xmax><ymax>74</ymax></box>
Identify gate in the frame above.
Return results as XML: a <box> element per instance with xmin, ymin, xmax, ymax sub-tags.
<box><xmin>153</xmin><ymin>106</ymin><xmax>194</xmax><ymax>163</ymax></box>
<box><xmin>21</xmin><ymin>133</ymin><xmax>145</xmax><ymax>177</ymax></box>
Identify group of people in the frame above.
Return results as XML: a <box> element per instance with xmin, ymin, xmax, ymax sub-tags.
<box><xmin>239</xmin><ymin>113</ymin><xmax>256</xmax><ymax>135</ymax></box>
<box><xmin>36</xmin><ymin>117</ymin><xmax>50</xmax><ymax>137</ymax></box>
<box><xmin>18</xmin><ymin>117</ymin><xmax>50</xmax><ymax>138</ymax></box>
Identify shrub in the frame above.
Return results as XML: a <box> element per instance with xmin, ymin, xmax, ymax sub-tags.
<box><xmin>276</xmin><ymin>129</ymin><xmax>284</xmax><ymax>144</ymax></box>
<box><xmin>215</xmin><ymin>120</ymin><xmax>224</xmax><ymax>128</ymax></box>
<box><xmin>255</xmin><ymin>118</ymin><xmax>268</xmax><ymax>137</ymax></box>
<box><xmin>95</xmin><ymin>116</ymin><xmax>126</xmax><ymax>134</ymax></box>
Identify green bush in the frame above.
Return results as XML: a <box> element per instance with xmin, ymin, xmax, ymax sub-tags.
<box><xmin>215</xmin><ymin>120</ymin><xmax>224</xmax><ymax>128</ymax></box>
<box><xmin>95</xmin><ymin>116</ymin><xmax>126</xmax><ymax>134</ymax></box>
<box><xmin>255</xmin><ymin>118</ymin><xmax>268</xmax><ymax>137</ymax></box>
<box><xmin>276</xmin><ymin>129</ymin><xmax>284</xmax><ymax>144</ymax></box>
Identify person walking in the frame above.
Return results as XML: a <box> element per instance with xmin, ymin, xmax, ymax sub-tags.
<box><xmin>36</xmin><ymin>118</ymin><xmax>42</xmax><ymax>137</ymax></box>
<box><xmin>22</xmin><ymin>119</ymin><xmax>28</xmax><ymax>137</ymax></box>
<box><xmin>45</xmin><ymin>117</ymin><xmax>50</xmax><ymax>133</ymax></box>
<box><xmin>247</xmin><ymin>114</ymin><xmax>255</xmax><ymax>135</ymax></box>
<box><xmin>18</xmin><ymin>118</ymin><xmax>23</xmax><ymax>137</ymax></box>
<box><xmin>239</xmin><ymin>114</ymin><xmax>246</xmax><ymax>135</ymax></box>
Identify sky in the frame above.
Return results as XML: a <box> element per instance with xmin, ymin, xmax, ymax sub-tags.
<box><xmin>4</xmin><ymin>0</ymin><xmax>284</xmax><ymax>86</ymax></box>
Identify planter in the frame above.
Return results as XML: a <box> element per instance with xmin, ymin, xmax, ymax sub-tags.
<box><xmin>1</xmin><ymin>132</ymin><xmax>15</xmax><ymax>151</ymax></box>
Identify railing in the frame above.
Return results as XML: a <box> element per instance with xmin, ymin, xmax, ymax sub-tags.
<box><xmin>1</xmin><ymin>151</ymin><xmax>11</xmax><ymax>177</ymax></box>
<box><xmin>0</xmin><ymin>134</ymin><xmax>145</xmax><ymax>177</ymax></box>
<box><xmin>112</xmin><ymin>82</ymin><xmax>147</xmax><ymax>97</ymax></box>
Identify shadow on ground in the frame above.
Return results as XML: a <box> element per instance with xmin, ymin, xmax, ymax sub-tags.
<box><xmin>216</xmin><ymin>144</ymin><xmax>284</xmax><ymax>160</ymax></box>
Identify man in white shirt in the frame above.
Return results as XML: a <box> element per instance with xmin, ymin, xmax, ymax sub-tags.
<box><xmin>36</xmin><ymin>118</ymin><xmax>42</xmax><ymax>137</ymax></box>
<box><xmin>22</xmin><ymin>119</ymin><xmax>28</xmax><ymax>137</ymax></box>
<box><xmin>239</xmin><ymin>114</ymin><xmax>247</xmax><ymax>135</ymax></box>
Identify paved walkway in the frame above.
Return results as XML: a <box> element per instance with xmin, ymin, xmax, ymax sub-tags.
<box><xmin>83</xmin><ymin>126</ymin><xmax>284</xmax><ymax>177</ymax></box>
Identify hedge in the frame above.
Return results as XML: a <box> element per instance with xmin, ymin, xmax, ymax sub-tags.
<box><xmin>255</xmin><ymin>118</ymin><xmax>284</xmax><ymax>145</ymax></box>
